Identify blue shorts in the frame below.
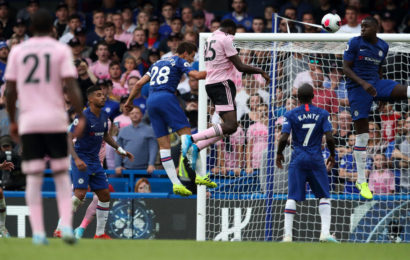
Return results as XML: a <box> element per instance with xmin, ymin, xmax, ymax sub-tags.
<box><xmin>288</xmin><ymin>151</ymin><xmax>330</xmax><ymax>201</ymax></box>
<box><xmin>71</xmin><ymin>158</ymin><xmax>109</xmax><ymax>191</ymax></box>
<box><xmin>347</xmin><ymin>79</ymin><xmax>398</xmax><ymax>120</ymax></box>
<box><xmin>147</xmin><ymin>91</ymin><xmax>190</xmax><ymax>138</ymax></box>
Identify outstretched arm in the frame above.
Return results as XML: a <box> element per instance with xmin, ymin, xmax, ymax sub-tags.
<box><xmin>188</xmin><ymin>70</ymin><xmax>206</xmax><ymax>80</ymax></box>
<box><xmin>104</xmin><ymin>132</ymin><xmax>134</xmax><ymax>161</ymax></box>
<box><xmin>125</xmin><ymin>74</ymin><xmax>150</xmax><ymax>111</ymax></box>
<box><xmin>228</xmin><ymin>55</ymin><xmax>270</xmax><ymax>84</ymax></box>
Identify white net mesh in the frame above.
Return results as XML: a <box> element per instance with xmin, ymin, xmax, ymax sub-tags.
<box><xmin>203</xmin><ymin>38</ymin><xmax>410</xmax><ymax>242</ymax></box>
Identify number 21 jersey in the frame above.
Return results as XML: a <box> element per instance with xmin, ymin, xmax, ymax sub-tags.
<box><xmin>4</xmin><ymin>36</ymin><xmax>77</xmax><ymax>135</ymax></box>
<box><xmin>204</xmin><ymin>29</ymin><xmax>238</xmax><ymax>85</ymax></box>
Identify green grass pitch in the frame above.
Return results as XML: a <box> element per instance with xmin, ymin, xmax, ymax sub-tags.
<box><xmin>0</xmin><ymin>238</ymin><xmax>408</xmax><ymax>260</ymax></box>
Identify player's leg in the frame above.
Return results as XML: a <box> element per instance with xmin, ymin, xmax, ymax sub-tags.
<box><xmin>93</xmin><ymin>188</ymin><xmax>111</xmax><ymax>239</ymax></box>
<box><xmin>388</xmin><ymin>83</ymin><xmax>410</xmax><ymax>99</ymax></box>
<box><xmin>0</xmin><ymin>187</ymin><xmax>10</xmax><ymax>238</ymax></box>
<box><xmin>75</xmin><ymin>193</ymin><xmax>98</xmax><ymax>239</ymax></box>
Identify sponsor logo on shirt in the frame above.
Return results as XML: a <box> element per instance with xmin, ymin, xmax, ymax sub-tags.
<box><xmin>358</xmin><ymin>56</ymin><xmax>381</xmax><ymax>65</ymax></box>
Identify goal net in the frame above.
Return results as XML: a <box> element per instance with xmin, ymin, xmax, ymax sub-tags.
<box><xmin>197</xmin><ymin>33</ymin><xmax>410</xmax><ymax>243</ymax></box>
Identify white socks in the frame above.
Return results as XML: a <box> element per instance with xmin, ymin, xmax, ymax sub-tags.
<box><xmin>354</xmin><ymin>133</ymin><xmax>369</xmax><ymax>184</ymax></box>
<box><xmin>284</xmin><ymin>199</ymin><xmax>296</xmax><ymax>237</ymax></box>
<box><xmin>319</xmin><ymin>198</ymin><xmax>331</xmax><ymax>236</ymax></box>
<box><xmin>0</xmin><ymin>197</ymin><xmax>6</xmax><ymax>228</ymax></box>
<box><xmin>407</xmin><ymin>86</ymin><xmax>410</xmax><ymax>98</ymax></box>
<box><xmin>160</xmin><ymin>149</ymin><xmax>181</xmax><ymax>185</ymax></box>
<box><xmin>96</xmin><ymin>201</ymin><xmax>110</xmax><ymax>236</ymax></box>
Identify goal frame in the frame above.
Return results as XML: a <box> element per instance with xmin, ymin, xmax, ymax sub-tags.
<box><xmin>196</xmin><ymin>32</ymin><xmax>410</xmax><ymax>241</ymax></box>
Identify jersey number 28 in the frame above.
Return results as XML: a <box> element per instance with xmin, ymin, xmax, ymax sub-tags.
<box><xmin>150</xmin><ymin>66</ymin><xmax>170</xmax><ymax>86</ymax></box>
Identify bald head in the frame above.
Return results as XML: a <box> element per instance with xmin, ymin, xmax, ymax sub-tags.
<box><xmin>298</xmin><ymin>84</ymin><xmax>314</xmax><ymax>103</ymax></box>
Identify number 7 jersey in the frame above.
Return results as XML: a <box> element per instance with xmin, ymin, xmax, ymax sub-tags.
<box><xmin>4</xmin><ymin>36</ymin><xmax>77</xmax><ymax>135</ymax></box>
<box><xmin>204</xmin><ymin>29</ymin><xmax>238</xmax><ymax>85</ymax></box>
<box><xmin>282</xmin><ymin>104</ymin><xmax>332</xmax><ymax>154</ymax></box>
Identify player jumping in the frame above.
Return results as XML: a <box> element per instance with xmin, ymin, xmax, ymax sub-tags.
<box><xmin>343</xmin><ymin>16</ymin><xmax>410</xmax><ymax>200</ymax></box>
<box><xmin>276</xmin><ymin>84</ymin><xmax>338</xmax><ymax>243</ymax></box>
<box><xmin>124</xmin><ymin>42</ymin><xmax>213</xmax><ymax>196</ymax></box>
<box><xmin>181</xmin><ymin>19</ymin><xmax>270</xmax><ymax>171</ymax></box>
<box><xmin>5</xmin><ymin>9</ymin><xmax>85</xmax><ymax>245</ymax></box>
<box><xmin>55</xmin><ymin>85</ymin><xmax>133</xmax><ymax>240</ymax></box>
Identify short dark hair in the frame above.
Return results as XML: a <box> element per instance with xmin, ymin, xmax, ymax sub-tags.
<box><xmin>345</xmin><ymin>5</ymin><xmax>359</xmax><ymax>14</ymax></box>
<box><xmin>93</xmin><ymin>9</ymin><xmax>104</xmax><ymax>16</ymax></box>
<box><xmin>31</xmin><ymin>8</ymin><xmax>53</xmax><ymax>34</ymax></box>
<box><xmin>86</xmin><ymin>85</ymin><xmax>102</xmax><ymax>97</ymax></box>
<box><xmin>104</xmin><ymin>21</ymin><xmax>115</xmax><ymax>29</ymax></box>
<box><xmin>171</xmin><ymin>16</ymin><xmax>183</xmax><ymax>23</ymax></box>
<box><xmin>298</xmin><ymin>83</ymin><xmax>314</xmax><ymax>103</ymax></box>
<box><xmin>68</xmin><ymin>13</ymin><xmax>81</xmax><ymax>21</ymax></box>
<box><xmin>176</xmin><ymin>41</ymin><xmax>197</xmax><ymax>55</ymax></box>
<box><xmin>246</xmin><ymin>93</ymin><xmax>264</xmax><ymax>108</ymax></box>
<box><xmin>253</xmin><ymin>16</ymin><xmax>266</xmax><ymax>25</ymax></box>
<box><xmin>363</xmin><ymin>16</ymin><xmax>379</xmax><ymax>26</ymax></box>
<box><xmin>221</xmin><ymin>19</ymin><xmax>237</xmax><ymax>31</ymax></box>
<box><xmin>96</xmin><ymin>41</ymin><xmax>108</xmax><ymax>49</ymax></box>
<box><xmin>109</xmin><ymin>61</ymin><xmax>121</xmax><ymax>68</ymax></box>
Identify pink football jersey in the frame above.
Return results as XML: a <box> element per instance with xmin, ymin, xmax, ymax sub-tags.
<box><xmin>4</xmin><ymin>36</ymin><xmax>77</xmax><ymax>134</ymax></box>
<box><xmin>204</xmin><ymin>29</ymin><xmax>238</xmax><ymax>85</ymax></box>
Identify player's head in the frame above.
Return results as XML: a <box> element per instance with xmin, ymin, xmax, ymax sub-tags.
<box><xmin>361</xmin><ymin>16</ymin><xmax>378</xmax><ymax>39</ymax></box>
<box><xmin>297</xmin><ymin>84</ymin><xmax>314</xmax><ymax>104</ymax></box>
<box><xmin>220</xmin><ymin>19</ymin><xmax>237</xmax><ymax>35</ymax></box>
<box><xmin>176</xmin><ymin>41</ymin><xmax>197</xmax><ymax>63</ymax></box>
<box><xmin>87</xmin><ymin>85</ymin><xmax>106</xmax><ymax>108</ymax></box>
<box><xmin>30</xmin><ymin>8</ymin><xmax>53</xmax><ymax>35</ymax></box>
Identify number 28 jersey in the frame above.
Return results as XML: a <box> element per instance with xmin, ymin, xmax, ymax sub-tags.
<box><xmin>204</xmin><ymin>29</ymin><xmax>238</xmax><ymax>85</ymax></box>
<box><xmin>282</xmin><ymin>104</ymin><xmax>332</xmax><ymax>154</ymax></box>
<box><xmin>146</xmin><ymin>56</ymin><xmax>193</xmax><ymax>94</ymax></box>
<box><xmin>4</xmin><ymin>36</ymin><xmax>77</xmax><ymax>135</ymax></box>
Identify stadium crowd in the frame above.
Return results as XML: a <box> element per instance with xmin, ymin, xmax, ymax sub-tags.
<box><xmin>0</xmin><ymin>0</ymin><xmax>409</xmax><ymax>196</ymax></box>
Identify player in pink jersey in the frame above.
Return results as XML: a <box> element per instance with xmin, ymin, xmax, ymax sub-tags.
<box><xmin>4</xmin><ymin>9</ymin><xmax>85</xmax><ymax>245</ymax></box>
<box><xmin>181</xmin><ymin>19</ymin><xmax>270</xmax><ymax>171</ymax></box>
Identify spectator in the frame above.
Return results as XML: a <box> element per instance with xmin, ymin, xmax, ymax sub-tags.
<box><xmin>86</xmin><ymin>10</ymin><xmax>105</xmax><ymax>47</ymax></box>
<box><xmin>367</xmin><ymin>121</ymin><xmax>386</xmax><ymax>155</ymax></box>
<box><xmin>0</xmin><ymin>135</ymin><xmax>23</xmax><ymax>190</ymax></box>
<box><xmin>181</xmin><ymin>76</ymin><xmax>199</xmax><ymax>130</ymax></box>
<box><xmin>112</xmin><ymin>12</ymin><xmax>132</xmax><ymax>46</ymax></box>
<box><xmin>236</xmin><ymin>24</ymin><xmax>246</xmax><ymax>33</ymax></box>
<box><xmin>158</xmin><ymin>3</ymin><xmax>174</xmax><ymax>38</ymax></box>
<box><xmin>0</xmin><ymin>0</ymin><xmax>14</xmax><ymax>39</ymax></box>
<box><xmin>252</xmin><ymin>17</ymin><xmax>265</xmax><ymax>33</ymax></box>
<box><xmin>310</xmin><ymin>70</ymin><xmax>339</xmax><ymax>115</ymax></box>
<box><xmin>280</xmin><ymin>0</ymin><xmax>313</xmax><ymax>21</ymax></box>
<box><xmin>222</xmin><ymin>0</ymin><xmax>253</xmax><ymax>31</ymax></box>
<box><xmin>192</xmin><ymin>0</ymin><xmax>215</xmax><ymax>29</ymax></box>
<box><xmin>161</xmin><ymin>33</ymin><xmax>182</xmax><ymax>58</ymax></box>
<box><xmin>193</xmin><ymin>11</ymin><xmax>209</xmax><ymax>33</ymax></box>
<box><xmin>368</xmin><ymin>153</ymin><xmax>395</xmax><ymax>194</ymax></box>
<box><xmin>380</xmin><ymin>0</ymin><xmax>405</xmax><ymax>26</ymax></box>
<box><xmin>239</xmin><ymin>93</ymin><xmax>265</xmax><ymax>133</ymax></box>
<box><xmin>337</xmin><ymin>6</ymin><xmax>361</xmax><ymax>33</ymax></box>
<box><xmin>59</xmin><ymin>13</ymin><xmax>81</xmax><ymax>44</ymax></box>
<box><xmin>323</xmin><ymin>61</ymin><xmax>348</xmax><ymax>110</ymax></box>
<box><xmin>109</xmin><ymin>61</ymin><xmax>126</xmax><ymax>100</ymax></box>
<box><xmin>69</xmin><ymin>37</ymin><xmax>84</xmax><ymax>62</ymax></box>
<box><xmin>348</xmin><ymin>0</ymin><xmax>370</xmax><ymax>24</ymax></box>
<box><xmin>283</xmin><ymin>7</ymin><xmax>302</xmax><ymax>32</ymax></box>
<box><xmin>146</xmin><ymin>16</ymin><xmax>160</xmax><ymax>50</ymax></box>
<box><xmin>54</xmin><ymin>2</ymin><xmax>69</xmax><ymax>38</ymax></box>
<box><xmin>373</xmin><ymin>12</ymin><xmax>383</xmax><ymax>33</ymax></box>
<box><xmin>392</xmin><ymin>116</ymin><xmax>410</xmax><ymax>193</ymax></box>
<box><xmin>121</xmin><ymin>6</ymin><xmax>136</xmax><ymax>34</ymax></box>
<box><xmin>17</xmin><ymin>0</ymin><xmax>39</xmax><ymax>24</ymax></box>
<box><xmin>274</xmin><ymin>86</ymin><xmax>286</xmax><ymax>118</ymax></box>
<box><xmin>0</xmin><ymin>41</ymin><xmax>7</xmax><ymax>81</ymax></box>
<box><xmin>98</xmin><ymin>79</ymin><xmax>121</xmax><ymax>120</ymax></box>
<box><xmin>159</xmin><ymin>17</ymin><xmax>183</xmax><ymax>55</ymax></box>
<box><xmin>181</xmin><ymin>7</ymin><xmax>195</xmax><ymax>34</ymax></box>
<box><xmin>123</xmin><ymin>42</ymin><xmax>148</xmax><ymax>75</ymax></box>
<box><xmin>264</xmin><ymin>5</ymin><xmax>276</xmax><ymax>32</ymax></box>
<box><xmin>90</xmin><ymin>42</ymin><xmax>111</xmax><ymax>79</ymax></box>
<box><xmin>213</xmin><ymin>126</ymin><xmax>245</xmax><ymax>176</ymax></box>
<box><xmin>134</xmin><ymin>178</ymin><xmax>151</xmax><ymax>193</ymax></box>
<box><xmin>209</xmin><ymin>19</ymin><xmax>221</xmax><ymax>32</ymax></box>
<box><xmin>120</xmin><ymin>57</ymin><xmax>141</xmax><ymax>88</ymax></box>
<box><xmin>73</xmin><ymin>27</ymin><xmax>92</xmax><ymax>59</ymax></box>
<box><xmin>136</xmin><ymin>11</ymin><xmax>149</xmax><ymax>30</ymax></box>
<box><xmin>380</xmin><ymin>103</ymin><xmax>401</xmax><ymax>143</ymax></box>
<box><xmin>302</xmin><ymin>12</ymin><xmax>321</xmax><ymax>33</ymax></box>
<box><xmin>115</xmin><ymin>107</ymin><xmax>158</xmax><ymax>176</ymax></box>
<box><xmin>246</xmin><ymin>103</ymin><xmax>269</xmax><ymax>173</ymax></box>
<box><xmin>75</xmin><ymin>59</ymin><xmax>97</xmax><ymax>105</ymax></box>
<box><xmin>147</xmin><ymin>48</ymin><xmax>160</xmax><ymax>66</ymax></box>
<box><xmin>113</xmin><ymin>95</ymin><xmax>132</xmax><ymax>129</ymax></box>
<box><xmin>313</xmin><ymin>0</ymin><xmax>339</xmax><ymax>24</ymax></box>
<box><xmin>183</xmin><ymin>31</ymin><xmax>198</xmax><ymax>49</ymax></box>
<box><xmin>381</xmin><ymin>11</ymin><xmax>397</xmax><ymax>33</ymax></box>
<box><xmin>334</xmin><ymin>110</ymin><xmax>353</xmax><ymax>147</ymax></box>
<box><xmin>278</xmin><ymin>17</ymin><xmax>299</xmax><ymax>33</ymax></box>
<box><xmin>11</xmin><ymin>19</ymin><xmax>29</xmax><ymax>43</ymax></box>
<box><xmin>292</xmin><ymin>58</ymin><xmax>328</xmax><ymax>95</ymax></box>
<box><xmin>339</xmin><ymin>133</ymin><xmax>361</xmax><ymax>194</ymax></box>
<box><xmin>99</xmin><ymin>21</ymin><xmax>127</xmax><ymax>63</ymax></box>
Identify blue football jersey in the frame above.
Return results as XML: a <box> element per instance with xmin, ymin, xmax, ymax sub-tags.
<box><xmin>282</xmin><ymin>104</ymin><xmax>332</xmax><ymax>153</ymax></box>
<box><xmin>146</xmin><ymin>56</ymin><xmax>194</xmax><ymax>94</ymax></box>
<box><xmin>71</xmin><ymin>108</ymin><xmax>109</xmax><ymax>161</ymax></box>
<box><xmin>343</xmin><ymin>36</ymin><xmax>389</xmax><ymax>89</ymax></box>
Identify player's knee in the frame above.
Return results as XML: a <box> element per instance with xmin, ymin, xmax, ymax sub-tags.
<box><xmin>223</xmin><ymin>121</ymin><xmax>238</xmax><ymax>135</ymax></box>
<box><xmin>74</xmin><ymin>190</ymin><xmax>87</xmax><ymax>201</ymax></box>
<box><xmin>97</xmin><ymin>190</ymin><xmax>110</xmax><ymax>202</ymax></box>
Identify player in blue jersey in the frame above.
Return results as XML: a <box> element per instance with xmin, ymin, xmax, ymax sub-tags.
<box><xmin>124</xmin><ymin>42</ymin><xmax>215</xmax><ymax>196</ymax></box>
<box><xmin>55</xmin><ymin>85</ymin><xmax>133</xmax><ymax>240</ymax></box>
<box><xmin>276</xmin><ymin>84</ymin><xmax>338</xmax><ymax>243</ymax></box>
<box><xmin>343</xmin><ymin>16</ymin><xmax>410</xmax><ymax>200</ymax></box>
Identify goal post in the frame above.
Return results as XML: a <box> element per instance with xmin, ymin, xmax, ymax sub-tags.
<box><xmin>197</xmin><ymin>32</ymin><xmax>410</xmax><ymax>242</ymax></box>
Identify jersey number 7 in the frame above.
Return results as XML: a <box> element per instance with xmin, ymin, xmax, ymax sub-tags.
<box><xmin>302</xmin><ymin>123</ymin><xmax>315</xmax><ymax>146</ymax></box>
